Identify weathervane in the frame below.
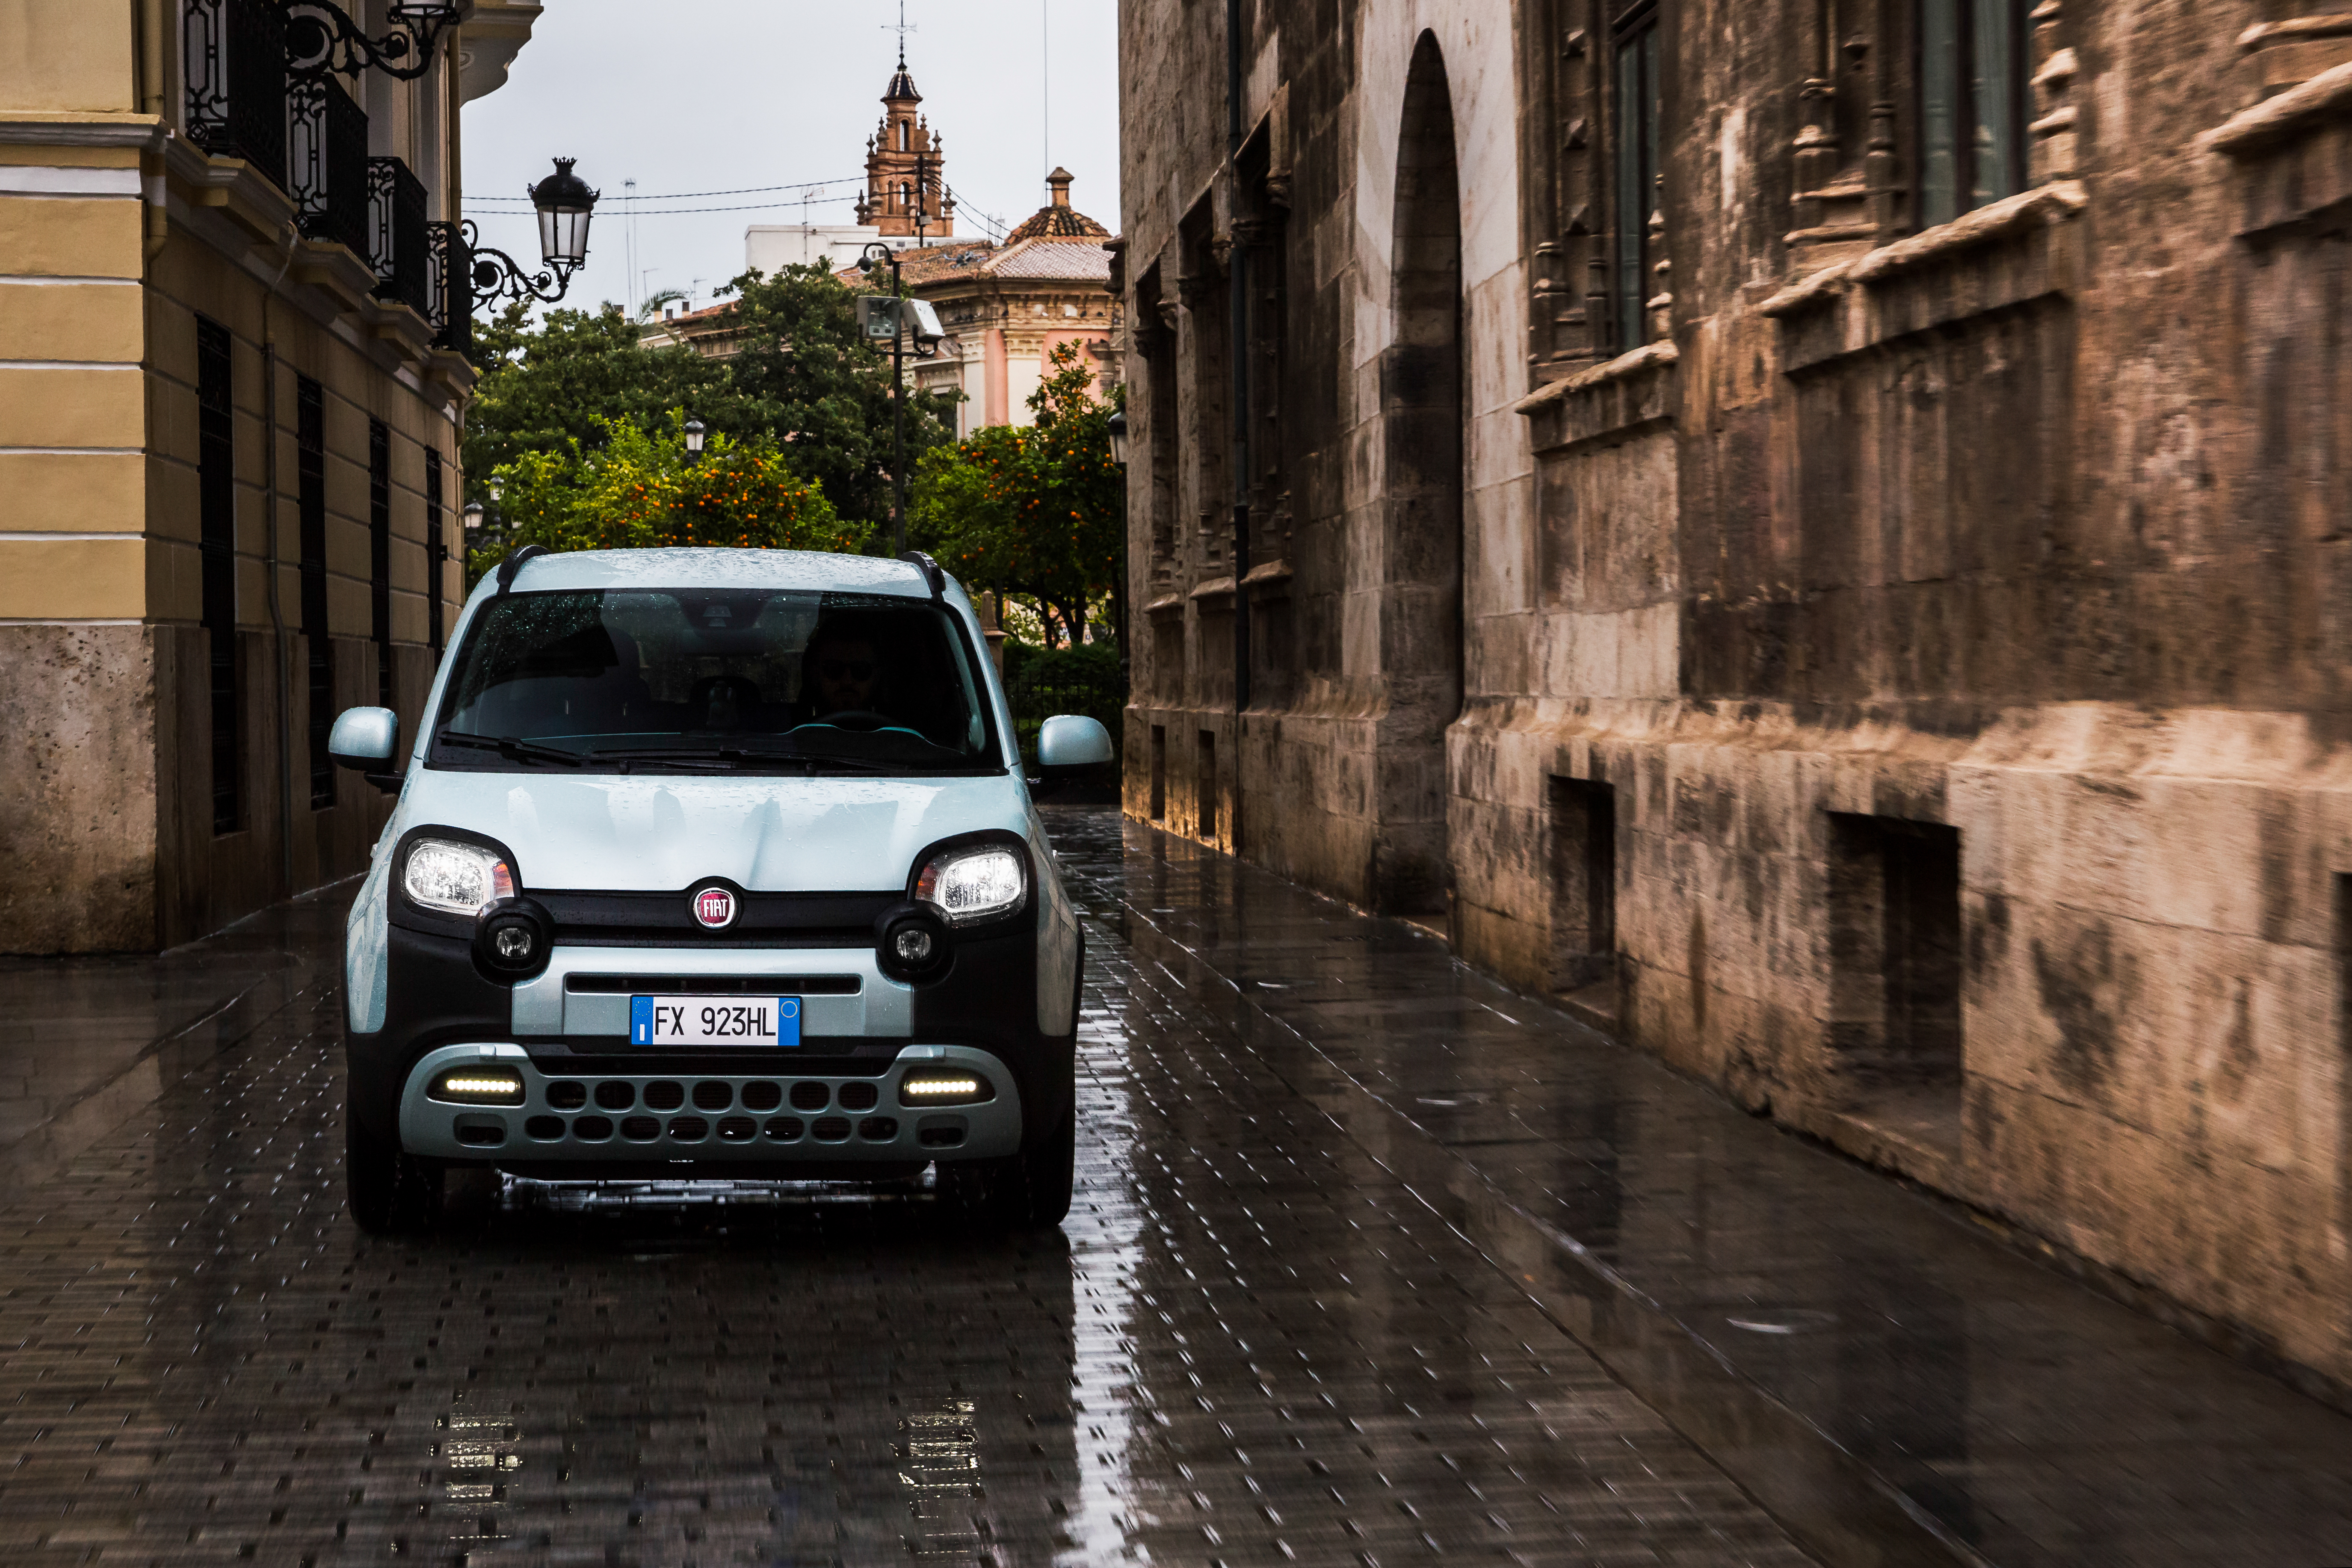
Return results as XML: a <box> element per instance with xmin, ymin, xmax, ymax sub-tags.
<box><xmin>885</xmin><ymin>0</ymin><xmax>917</xmax><ymax>67</ymax></box>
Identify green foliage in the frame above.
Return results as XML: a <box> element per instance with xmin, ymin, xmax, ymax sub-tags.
<box><xmin>462</xmin><ymin>264</ymin><xmax>958</xmax><ymax>535</ymax></box>
<box><xmin>462</xmin><ymin>300</ymin><xmax>716</xmax><ymax>485</ymax></box>
<box><xmin>467</xmin><ymin>412</ymin><xmax>869</xmax><ymax>581</ymax></box>
<box><xmin>909</xmin><ymin>342</ymin><xmax>1125</xmax><ymax>643</ymax></box>
<box><xmin>692</xmin><ymin>263</ymin><xmax>959</xmax><ymax>531</ymax></box>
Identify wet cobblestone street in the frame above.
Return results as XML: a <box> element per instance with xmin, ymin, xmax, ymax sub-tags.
<box><xmin>0</xmin><ymin>813</ymin><xmax>1809</xmax><ymax>1567</ymax></box>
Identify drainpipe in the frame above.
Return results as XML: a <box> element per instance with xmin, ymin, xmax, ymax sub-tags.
<box><xmin>140</xmin><ymin>0</ymin><xmax>168</xmax><ymax>260</ymax></box>
<box><xmin>1225</xmin><ymin>0</ymin><xmax>1251</xmax><ymax>848</ymax></box>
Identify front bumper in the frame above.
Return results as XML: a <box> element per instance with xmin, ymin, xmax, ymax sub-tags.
<box><xmin>397</xmin><ymin>1042</ymin><xmax>1023</xmax><ymax>1164</ymax></box>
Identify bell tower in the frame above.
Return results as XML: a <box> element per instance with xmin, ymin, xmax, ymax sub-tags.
<box><xmin>856</xmin><ymin>51</ymin><xmax>954</xmax><ymax>240</ymax></box>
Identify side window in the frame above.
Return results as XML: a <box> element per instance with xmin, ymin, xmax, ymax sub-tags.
<box><xmin>1519</xmin><ymin>0</ymin><xmax>1669</xmax><ymax>378</ymax></box>
<box><xmin>1917</xmin><ymin>0</ymin><xmax>2026</xmax><ymax>228</ymax></box>
<box><xmin>1612</xmin><ymin>4</ymin><xmax>1662</xmax><ymax>350</ymax></box>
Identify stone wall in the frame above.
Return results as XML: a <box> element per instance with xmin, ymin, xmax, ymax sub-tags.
<box><xmin>1118</xmin><ymin>0</ymin><xmax>2352</xmax><ymax>1389</ymax></box>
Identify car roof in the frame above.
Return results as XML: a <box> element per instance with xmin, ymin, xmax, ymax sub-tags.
<box><xmin>491</xmin><ymin>547</ymin><xmax>938</xmax><ymax>599</ymax></box>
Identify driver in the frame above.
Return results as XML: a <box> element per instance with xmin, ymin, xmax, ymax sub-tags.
<box><xmin>800</xmin><ymin>622</ymin><xmax>888</xmax><ymax>721</ymax></box>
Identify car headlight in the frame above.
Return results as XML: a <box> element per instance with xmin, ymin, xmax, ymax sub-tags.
<box><xmin>914</xmin><ymin>844</ymin><xmax>1027</xmax><ymax>926</ymax></box>
<box><xmin>403</xmin><ymin>838</ymin><xmax>517</xmax><ymax>917</ymax></box>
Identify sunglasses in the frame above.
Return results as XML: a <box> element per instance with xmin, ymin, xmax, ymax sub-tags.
<box><xmin>819</xmin><ymin>660</ymin><xmax>876</xmax><ymax>680</ymax></box>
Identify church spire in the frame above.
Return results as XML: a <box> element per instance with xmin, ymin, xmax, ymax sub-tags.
<box><xmin>856</xmin><ymin>36</ymin><xmax>953</xmax><ymax>239</ymax></box>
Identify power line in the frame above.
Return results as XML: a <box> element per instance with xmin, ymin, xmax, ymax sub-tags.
<box><xmin>464</xmin><ymin>197</ymin><xmax>864</xmax><ymax>217</ymax></box>
<box><xmin>466</xmin><ymin>177</ymin><xmax>862</xmax><ymax>204</ymax></box>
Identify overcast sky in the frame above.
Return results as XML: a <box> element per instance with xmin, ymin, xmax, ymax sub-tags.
<box><xmin>459</xmin><ymin>0</ymin><xmax>1121</xmax><ymax>320</ymax></box>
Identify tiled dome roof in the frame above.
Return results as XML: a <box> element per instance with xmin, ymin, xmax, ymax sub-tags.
<box><xmin>1006</xmin><ymin>167</ymin><xmax>1110</xmax><ymax>243</ymax></box>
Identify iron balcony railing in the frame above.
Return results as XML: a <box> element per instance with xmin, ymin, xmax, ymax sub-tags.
<box><xmin>368</xmin><ymin>156</ymin><xmax>429</xmax><ymax>315</ymax></box>
<box><xmin>288</xmin><ymin>76</ymin><xmax>369</xmax><ymax>258</ymax></box>
<box><xmin>425</xmin><ymin>220</ymin><xmax>472</xmax><ymax>355</ymax></box>
<box><xmin>183</xmin><ymin>0</ymin><xmax>290</xmax><ymax>183</ymax></box>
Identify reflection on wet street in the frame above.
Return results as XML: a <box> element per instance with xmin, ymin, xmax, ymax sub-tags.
<box><xmin>0</xmin><ymin>820</ymin><xmax>1807</xmax><ymax>1564</ymax></box>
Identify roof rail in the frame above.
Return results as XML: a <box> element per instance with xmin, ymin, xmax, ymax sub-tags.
<box><xmin>496</xmin><ymin>544</ymin><xmax>549</xmax><ymax>594</ymax></box>
<box><xmin>898</xmin><ymin>550</ymin><xmax>946</xmax><ymax>599</ymax></box>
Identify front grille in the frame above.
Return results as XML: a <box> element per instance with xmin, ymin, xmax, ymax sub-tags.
<box><xmin>538</xmin><ymin>889</ymin><xmax>897</xmax><ymax>948</ymax></box>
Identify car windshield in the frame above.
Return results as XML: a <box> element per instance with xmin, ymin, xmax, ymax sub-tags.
<box><xmin>428</xmin><ymin>587</ymin><xmax>1002</xmax><ymax>775</ymax></box>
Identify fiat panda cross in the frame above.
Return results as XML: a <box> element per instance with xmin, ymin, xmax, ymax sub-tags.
<box><xmin>330</xmin><ymin>547</ymin><xmax>1111</xmax><ymax>1232</ymax></box>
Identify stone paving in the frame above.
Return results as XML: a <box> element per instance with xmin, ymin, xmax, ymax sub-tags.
<box><xmin>0</xmin><ymin>817</ymin><xmax>1810</xmax><ymax>1566</ymax></box>
<box><xmin>1050</xmin><ymin>812</ymin><xmax>2352</xmax><ymax>1568</ymax></box>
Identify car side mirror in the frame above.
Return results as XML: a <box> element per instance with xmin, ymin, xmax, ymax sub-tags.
<box><xmin>1036</xmin><ymin>714</ymin><xmax>1114</xmax><ymax>773</ymax></box>
<box><xmin>329</xmin><ymin>706</ymin><xmax>404</xmax><ymax>794</ymax></box>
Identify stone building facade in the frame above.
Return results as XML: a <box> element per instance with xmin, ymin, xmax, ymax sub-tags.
<box><xmin>0</xmin><ymin>0</ymin><xmax>539</xmax><ymax>953</ymax></box>
<box><xmin>1118</xmin><ymin>0</ymin><xmax>2352</xmax><ymax>1391</ymax></box>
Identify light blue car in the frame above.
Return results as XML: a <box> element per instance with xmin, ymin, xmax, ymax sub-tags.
<box><xmin>328</xmin><ymin>547</ymin><xmax>1112</xmax><ymax>1234</ymax></box>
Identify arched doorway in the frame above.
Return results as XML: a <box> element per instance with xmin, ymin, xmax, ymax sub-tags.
<box><xmin>1373</xmin><ymin>31</ymin><xmax>1464</xmax><ymax>918</ymax></box>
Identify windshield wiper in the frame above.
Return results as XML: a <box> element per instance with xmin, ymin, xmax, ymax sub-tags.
<box><xmin>437</xmin><ymin>730</ymin><xmax>590</xmax><ymax>767</ymax></box>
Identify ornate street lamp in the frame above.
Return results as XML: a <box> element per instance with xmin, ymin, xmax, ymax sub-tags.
<box><xmin>285</xmin><ymin>1</ymin><xmax>462</xmax><ymax>81</ymax></box>
<box><xmin>461</xmin><ymin>159</ymin><xmax>600</xmax><ymax>307</ymax></box>
<box><xmin>463</xmin><ymin>501</ymin><xmax>485</xmax><ymax>533</ymax></box>
<box><xmin>683</xmin><ymin>416</ymin><xmax>707</xmax><ymax>459</ymax></box>
<box><xmin>1106</xmin><ymin>410</ymin><xmax>1129</xmax><ymax>466</ymax></box>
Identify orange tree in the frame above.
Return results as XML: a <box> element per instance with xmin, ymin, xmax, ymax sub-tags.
<box><xmin>469</xmin><ymin>410</ymin><xmax>869</xmax><ymax>581</ymax></box>
<box><xmin>909</xmin><ymin>342</ymin><xmax>1124</xmax><ymax>646</ymax></box>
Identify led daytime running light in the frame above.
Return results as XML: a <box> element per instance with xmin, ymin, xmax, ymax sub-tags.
<box><xmin>902</xmin><ymin>1076</ymin><xmax>982</xmax><ymax>1098</ymax></box>
<box><xmin>432</xmin><ymin>1071</ymin><xmax>524</xmax><ymax>1104</ymax></box>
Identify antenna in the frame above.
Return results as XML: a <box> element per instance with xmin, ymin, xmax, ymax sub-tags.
<box><xmin>624</xmin><ymin>177</ymin><xmax>639</xmax><ymax>318</ymax></box>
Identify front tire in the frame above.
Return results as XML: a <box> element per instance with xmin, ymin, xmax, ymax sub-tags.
<box><xmin>938</xmin><ymin>1103</ymin><xmax>1074</xmax><ymax>1230</ymax></box>
<box><xmin>345</xmin><ymin>1101</ymin><xmax>445</xmax><ymax>1234</ymax></box>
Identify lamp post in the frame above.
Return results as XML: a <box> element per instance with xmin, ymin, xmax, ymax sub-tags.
<box><xmin>1106</xmin><ymin>409</ymin><xmax>1129</xmax><ymax>466</ymax></box>
<box><xmin>285</xmin><ymin>0</ymin><xmax>462</xmax><ymax>81</ymax></box>
<box><xmin>458</xmin><ymin>159</ymin><xmax>600</xmax><ymax>309</ymax></box>
<box><xmin>683</xmin><ymin>416</ymin><xmax>707</xmax><ymax>460</ymax></box>
<box><xmin>859</xmin><ymin>242</ymin><xmax>941</xmax><ymax>557</ymax></box>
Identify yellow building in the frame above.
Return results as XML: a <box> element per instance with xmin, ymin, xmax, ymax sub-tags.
<box><xmin>0</xmin><ymin>0</ymin><xmax>541</xmax><ymax>953</ymax></box>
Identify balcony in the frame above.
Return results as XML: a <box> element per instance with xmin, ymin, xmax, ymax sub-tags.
<box><xmin>183</xmin><ymin>0</ymin><xmax>290</xmax><ymax>180</ymax></box>
<box><xmin>288</xmin><ymin>76</ymin><xmax>369</xmax><ymax>259</ymax></box>
<box><xmin>368</xmin><ymin>157</ymin><xmax>429</xmax><ymax>317</ymax></box>
<box><xmin>426</xmin><ymin>220</ymin><xmax>473</xmax><ymax>357</ymax></box>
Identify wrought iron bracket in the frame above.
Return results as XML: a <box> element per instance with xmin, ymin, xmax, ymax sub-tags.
<box><xmin>284</xmin><ymin>1</ymin><xmax>458</xmax><ymax>81</ymax></box>
<box><xmin>459</xmin><ymin>221</ymin><xmax>580</xmax><ymax>307</ymax></box>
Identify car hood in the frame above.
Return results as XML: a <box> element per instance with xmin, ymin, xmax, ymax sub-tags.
<box><xmin>389</xmin><ymin>767</ymin><xmax>1033</xmax><ymax>893</ymax></box>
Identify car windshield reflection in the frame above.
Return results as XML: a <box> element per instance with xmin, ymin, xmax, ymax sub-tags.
<box><xmin>428</xmin><ymin>588</ymin><xmax>1000</xmax><ymax>776</ymax></box>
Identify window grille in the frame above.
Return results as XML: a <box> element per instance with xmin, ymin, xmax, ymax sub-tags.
<box><xmin>425</xmin><ymin>447</ymin><xmax>446</xmax><ymax>660</ymax></box>
<box><xmin>198</xmin><ymin>317</ymin><xmax>242</xmax><ymax>834</ymax></box>
<box><xmin>183</xmin><ymin>0</ymin><xmax>289</xmax><ymax>185</ymax></box>
<box><xmin>368</xmin><ymin>157</ymin><xmax>431</xmax><ymax>317</ymax></box>
<box><xmin>370</xmin><ymin>419</ymin><xmax>392</xmax><ymax>710</ymax></box>
<box><xmin>288</xmin><ymin>75</ymin><xmax>370</xmax><ymax>257</ymax></box>
<box><xmin>298</xmin><ymin>376</ymin><xmax>334</xmax><ymax>808</ymax></box>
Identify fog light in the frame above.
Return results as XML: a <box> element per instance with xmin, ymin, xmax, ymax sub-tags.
<box><xmin>473</xmin><ymin>896</ymin><xmax>553</xmax><ymax>980</ymax></box>
<box><xmin>875</xmin><ymin>906</ymin><xmax>952</xmax><ymax>983</ymax></box>
<box><xmin>431</xmin><ymin>1069</ymin><xmax>525</xmax><ymax>1105</ymax></box>
<box><xmin>897</xmin><ymin>1072</ymin><xmax>993</xmax><ymax>1107</ymax></box>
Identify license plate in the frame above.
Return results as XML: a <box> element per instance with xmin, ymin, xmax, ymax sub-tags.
<box><xmin>630</xmin><ymin>996</ymin><xmax>802</xmax><ymax>1047</ymax></box>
